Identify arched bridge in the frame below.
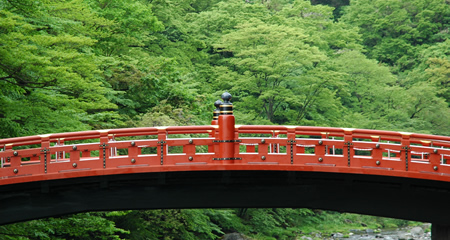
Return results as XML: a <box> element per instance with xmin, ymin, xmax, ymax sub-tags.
<box><xmin>1</xmin><ymin>94</ymin><xmax>450</xmax><ymax>238</ymax></box>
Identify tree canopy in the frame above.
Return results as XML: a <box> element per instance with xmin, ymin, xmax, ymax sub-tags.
<box><xmin>1</xmin><ymin>0</ymin><xmax>448</xmax><ymax>238</ymax></box>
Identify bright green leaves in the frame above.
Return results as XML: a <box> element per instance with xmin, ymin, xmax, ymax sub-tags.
<box><xmin>1</xmin><ymin>1</ymin><xmax>449</xmax><ymax>237</ymax></box>
<box><xmin>0</xmin><ymin>0</ymin><xmax>447</xmax><ymax>136</ymax></box>
<box><xmin>427</xmin><ymin>57</ymin><xmax>450</xmax><ymax>103</ymax></box>
<box><xmin>279</xmin><ymin>0</ymin><xmax>363</xmax><ymax>53</ymax></box>
<box><xmin>214</xmin><ymin>18</ymin><xmax>328</xmax><ymax>123</ymax></box>
<box><xmin>342</xmin><ymin>0</ymin><xmax>450</xmax><ymax>72</ymax></box>
<box><xmin>326</xmin><ymin>51</ymin><xmax>398</xmax><ymax>128</ymax></box>
<box><xmin>203</xmin><ymin>1</ymin><xmax>361</xmax><ymax>125</ymax></box>
<box><xmin>91</xmin><ymin>0</ymin><xmax>163</xmax><ymax>56</ymax></box>
<box><xmin>417</xmin><ymin>39</ymin><xmax>450</xmax><ymax>103</ymax></box>
<box><xmin>0</xmin><ymin>213</ymin><xmax>128</xmax><ymax>239</ymax></box>
<box><xmin>218</xmin><ymin>20</ymin><xmax>321</xmax><ymax>70</ymax></box>
<box><xmin>186</xmin><ymin>0</ymin><xmax>272</xmax><ymax>48</ymax></box>
<box><xmin>0</xmin><ymin>4</ymin><xmax>122</xmax><ymax>137</ymax></box>
<box><xmin>326</xmin><ymin>49</ymin><xmax>450</xmax><ymax>135</ymax></box>
<box><xmin>44</xmin><ymin>0</ymin><xmax>114</xmax><ymax>37</ymax></box>
<box><xmin>398</xmin><ymin>39</ymin><xmax>450</xmax><ymax>135</ymax></box>
<box><xmin>330</xmin><ymin>51</ymin><xmax>395</xmax><ymax>110</ymax></box>
<box><xmin>0</xmin><ymin>10</ymin><xmax>77</xmax><ymax>90</ymax></box>
<box><xmin>106</xmin><ymin>209</ymin><xmax>226</xmax><ymax>240</ymax></box>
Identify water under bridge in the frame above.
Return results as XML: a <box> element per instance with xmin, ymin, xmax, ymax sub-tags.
<box><xmin>1</xmin><ymin>93</ymin><xmax>450</xmax><ymax>239</ymax></box>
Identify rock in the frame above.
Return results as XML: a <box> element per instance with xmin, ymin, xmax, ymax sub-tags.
<box><xmin>366</xmin><ymin>229</ymin><xmax>374</xmax><ymax>233</ymax></box>
<box><xmin>359</xmin><ymin>236</ymin><xmax>374</xmax><ymax>240</ymax></box>
<box><xmin>300</xmin><ymin>236</ymin><xmax>313</xmax><ymax>240</ymax></box>
<box><xmin>397</xmin><ymin>234</ymin><xmax>407</xmax><ymax>240</ymax></box>
<box><xmin>331</xmin><ymin>232</ymin><xmax>344</xmax><ymax>238</ymax></box>
<box><xmin>398</xmin><ymin>232</ymin><xmax>413</xmax><ymax>240</ymax></box>
<box><xmin>410</xmin><ymin>226</ymin><xmax>424</xmax><ymax>236</ymax></box>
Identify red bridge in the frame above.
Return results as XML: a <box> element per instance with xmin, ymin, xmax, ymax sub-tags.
<box><xmin>1</xmin><ymin>93</ymin><xmax>450</xmax><ymax>238</ymax></box>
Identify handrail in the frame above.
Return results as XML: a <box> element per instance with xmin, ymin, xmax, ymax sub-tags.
<box><xmin>0</xmin><ymin>125</ymin><xmax>449</xmax><ymax>185</ymax></box>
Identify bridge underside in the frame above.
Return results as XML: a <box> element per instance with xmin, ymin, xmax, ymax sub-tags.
<box><xmin>1</xmin><ymin>170</ymin><xmax>449</xmax><ymax>225</ymax></box>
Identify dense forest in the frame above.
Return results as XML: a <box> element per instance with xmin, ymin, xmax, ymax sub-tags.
<box><xmin>0</xmin><ymin>0</ymin><xmax>448</xmax><ymax>239</ymax></box>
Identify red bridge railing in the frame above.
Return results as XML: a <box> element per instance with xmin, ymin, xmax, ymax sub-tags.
<box><xmin>1</xmin><ymin>124</ymin><xmax>450</xmax><ymax>185</ymax></box>
<box><xmin>1</xmin><ymin>92</ymin><xmax>450</xmax><ymax>185</ymax></box>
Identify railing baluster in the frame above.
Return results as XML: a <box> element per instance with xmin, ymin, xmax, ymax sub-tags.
<box><xmin>157</xmin><ymin>128</ymin><xmax>167</xmax><ymax>165</ymax></box>
<box><xmin>401</xmin><ymin>133</ymin><xmax>411</xmax><ymax>171</ymax></box>
<box><xmin>287</xmin><ymin>128</ymin><xmax>296</xmax><ymax>164</ymax></box>
<box><xmin>343</xmin><ymin>129</ymin><xmax>354</xmax><ymax>167</ymax></box>
<box><xmin>40</xmin><ymin>135</ymin><xmax>51</xmax><ymax>174</ymax></box>
<box><xmin>99</xmin><ymin>131</ymin><xmax>109</xmax><ymax>169</ymax></box>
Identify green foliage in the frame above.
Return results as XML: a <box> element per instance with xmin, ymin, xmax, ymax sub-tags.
<box><xmin>311</xmin><ymin>0</ymin><xmax>350</xmax><ymax>19</ymax></box>
<box><xmin>1</xmin><ymin>209</ymin><xmax>422</xmax><ymax>239</ymax></box>
<box><xmin>341</xmin><ymin>0</ymin><xmax>450</xmax><ymax>72</ymax></box>
<box><xmin>106</xmin><ymin>209</ymin><xmax>225</xmax><ymax>240</ymax></box>
<box><xmin>215</xmin><ymin>18</ymin><xmax>326</xmax><ymax>122</ymax></box>
<box><xmin>189</xmin><ymin>0</ymin><xmax>364</xmax><ymax>126</ymax></box>
<box><xmin>0</xmin><ymin>7</ymin><xmax>122</xmax><ymax>137</ymax></box>
<box><xmin>90</xmin><ymin>0</ymin><xmax>163</xmax><ymax>57</ymax></box>
<box><xmin>0</xmin><ymin>0</ymin><xmax>447</xmax><ymax>238</ymax></box>
<box><xmin>0</xmin><ymin>213</ymin><xmax>127</xmax><ymax>239</ymax></box>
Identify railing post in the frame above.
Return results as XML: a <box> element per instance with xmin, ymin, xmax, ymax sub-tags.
<box><xmin>157</xmin><ymin>127</ymin><xmax>167</xmax><ymax>165</ymax></box>
<box><xmin>287</xmin><ymin>127</ymin><xmax>296</xmax><ymax>164</ymax></box>
<box><xmin>40</xmin><ymin>135</ymin><xmax>51</xmax><ymax>174</ymax></box>
<box><xmin>5</xmin><ymin>144</ymin><xmax>18</xmax><ymax>174</ymax></box>
<box><xmin>128</xmin><ymin>140</ymin><xmax>139</xmax><ymax>160</ymax></box>
<box><xmin>429</xmin><ymin>143</ymin><xmax>441</xmax><ymax>172</ymax></box>
<box><xmin>371</xmin><ymin>136</ymin><xmax>382</xmax><ymax>163</ymax></box>
<box><xmin>343</xmin><ymin>129</ymin><xmax>354</xmax><ymax>167</ymax></box>
<box><xmin>320</xmin><ymin>132</ymin><xmax>328</xmax><ymax>156</ymax></box>
<box><xmin>315</xmin><ymin>132</ymin><xmax>327</xmax><ymax>161</ymax></box>
<box><xmin>99</xmin><ymin>130</ymin><xmax>109</xmax><ymax>169</ymax></box>
<box><xmin>70</xmin><ymin>141</ymin><xmax>80</xmax><ymax>163</ymax></box>
<box><xmin>400</xmin><ymin>133</ymin><xmax>411</xmax><ymax>171</ymax></box>
<box><xmin>214</xmin><ymin>92</ymin><xmax>238</xmax><ymax>162</ymax></box>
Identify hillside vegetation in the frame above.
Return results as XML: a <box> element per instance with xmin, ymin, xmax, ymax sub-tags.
<box><xmin>0</xmin><ymin>0</ymin><xmax>448</xmax><ymax>239</ymax></box>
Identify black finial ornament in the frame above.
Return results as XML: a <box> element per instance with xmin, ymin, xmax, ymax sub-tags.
<box><xmin>221</xmin><ymin>92</ymin><xmax>232</xmax><ymax>103</ymax></box>
<box><xmin>215</xmin><ymin>100</ymin><xmax>223</xmax><ymax>109</ymax></box>
<box><xmin>220</xmin><ymin>92</ymin><xmax>233</xmax><ymax>115</ymax></box>
<box><xmin>213</xmin><ymin>100</ymin><xmax>222</xmax><ymax>120</ymax></box>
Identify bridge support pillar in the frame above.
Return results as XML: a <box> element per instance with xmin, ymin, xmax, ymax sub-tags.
<box><xmin>432</xmin><ymin>224</ymin><xmax>450</xmax><ymax>239</ymax></box>
<box><xmin>215</xmin><ymin>92</ymin><xmax>236</xmax><ymax>162</ymax></box>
